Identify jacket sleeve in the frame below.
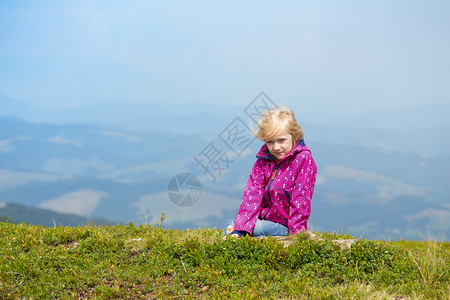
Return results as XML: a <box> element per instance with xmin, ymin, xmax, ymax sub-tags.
<box><xmin>233</xmin><ymin>159</ymin><xmax>266</xmax><ymax>235</ymax></box>
<box><xmin>288</xmin><ymin>151</ymin><xmax>317</xmax><ymax>234</ymax></box>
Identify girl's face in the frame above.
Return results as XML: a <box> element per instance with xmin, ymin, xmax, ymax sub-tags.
<box><xmin>264</xmin><ymin>130</ymin><xmax>294</xmax><ymax>162</ymax></box>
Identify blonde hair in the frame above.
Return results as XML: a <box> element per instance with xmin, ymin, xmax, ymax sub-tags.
<box><xmin>253</xmin><ymin>106</ymin><xmax>304</xmax><ymax>144</ymax></box>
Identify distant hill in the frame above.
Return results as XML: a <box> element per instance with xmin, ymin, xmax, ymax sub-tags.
<box><xmin>0</xmin><ymin>116</ymin><xmax>448</xmax><ymax>240</ymax></box>
<box><xmin>0</xmin><ymin>203</ymin><xmax>119</xmax><ymax>227</ymax></box>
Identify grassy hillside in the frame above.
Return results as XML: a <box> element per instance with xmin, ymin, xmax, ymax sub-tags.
<box><xmin>1</xmin><ymin>222</ymin><xmax>448</xmax><ymax>299</ymax></box>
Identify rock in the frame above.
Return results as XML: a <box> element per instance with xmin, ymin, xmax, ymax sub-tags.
<box><xmin>253</xmin><ymin>231</ymin><xmax>357</xmax><ymax>249</ymax></box>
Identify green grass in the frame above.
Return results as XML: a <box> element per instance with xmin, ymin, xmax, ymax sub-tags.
<box><xmin>1</xmin><ymin>221</ymin><xmax>449</xmax><ymax>299</ymax></box>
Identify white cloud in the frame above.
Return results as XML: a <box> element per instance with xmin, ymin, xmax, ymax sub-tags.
<box><xmin>0</xmin><ymin>139</ymin><xmax>13</xmax><ymax>153</ymax></box>
<box><xmin>46</xmin><ymin>135</ymin><xmax>83</xmax><ymax>147</ymax></box>
<box><xmin>98</xmin><ymin>130</ymin><xmax>140</xmax><ymax>142</ymax></box>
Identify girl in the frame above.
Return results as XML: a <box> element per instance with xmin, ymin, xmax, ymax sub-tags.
<box><xmin>225</xmin><ymin>105</ymin><xmax>317</xmax><ymax>238</ymax></box>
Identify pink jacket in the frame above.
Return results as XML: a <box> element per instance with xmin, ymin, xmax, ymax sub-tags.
<box><xmin>233</xmin><ymin>140</ymin><xmax>317</xmax><ymax>235</ymax></box>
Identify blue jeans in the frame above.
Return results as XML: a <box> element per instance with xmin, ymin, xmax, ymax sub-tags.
<box><xmin>225</xmin><ymin>219</ymin><xmax>288</xmax><ymax>237</ymax></box>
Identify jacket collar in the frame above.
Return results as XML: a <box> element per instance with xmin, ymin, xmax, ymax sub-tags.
<box><xmin>256</xmin><ymin>139</ymin><xmax>307</xmax><ymax>162</ymax></box>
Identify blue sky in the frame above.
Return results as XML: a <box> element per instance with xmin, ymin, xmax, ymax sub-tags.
<box><xmin>0</xmin><ymin>1</ymin><xmax>449</xmax><ymax>117</ymax></box>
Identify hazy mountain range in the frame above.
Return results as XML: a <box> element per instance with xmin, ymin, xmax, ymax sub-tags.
<box><xmin>1</xmin><ymin>94</ymin><xmax>449</xmax><ymax>154</ymax></box>
<box><xmin>0</xmin><ymin>97</ymin><xmax>449</xmax><ymax>240</ymax></box>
